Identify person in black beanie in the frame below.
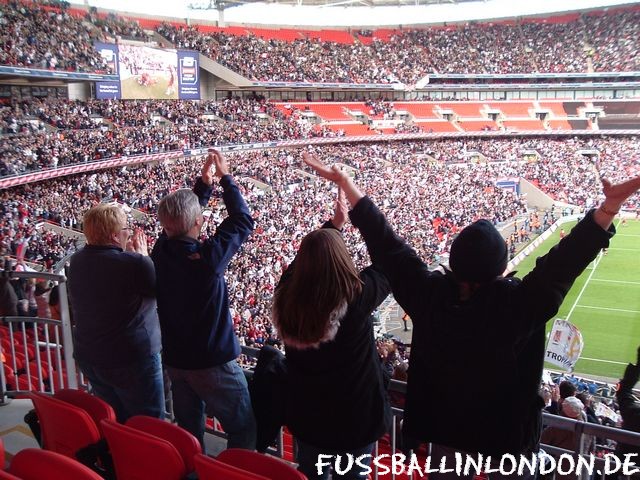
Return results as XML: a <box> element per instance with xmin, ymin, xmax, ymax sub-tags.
<box><xmin>303</xmin><ymin>152</ymin><xmax>640</xmax><ymax>479</ymax></box>
<box><xmin>615</xmin><ymin>346</ymin><xmax>640</xmax><ymax>458</ymax></box>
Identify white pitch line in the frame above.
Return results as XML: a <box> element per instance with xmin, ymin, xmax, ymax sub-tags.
<box><xmin>591</xmin><ymin>278</ymin><xmax>640</xmax><ymax>286</ymax></box>
<box><xmin>575</xmin><ymin>305</ymin><xmax>640</xmax><ymax>314</ymax></box>
<box><xmin>607</xmin><ymin>248</ymin><xmax>640</xmax><ymax>252</ymax></box>
<box><xmin>566</xmin><ymin>251</ymin><xmax>604</xmax><ymax>321</ymax></box>
<box><xmin>616</xmin><ymin>234</ymin><xmax>640</xmax><ymax>237</ymax></box>
<box><xmin>580</xmin><ymin>357</ymin><xmax>628</xmax><ymax>365</ymax></box>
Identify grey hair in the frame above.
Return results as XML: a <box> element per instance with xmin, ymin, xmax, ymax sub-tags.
<box><xmin>158</xmin><ymin>189</ymin><xmax>201</xmax><ymax>238</ymax></box>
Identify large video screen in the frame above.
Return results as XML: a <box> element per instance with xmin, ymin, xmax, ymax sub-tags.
<box><xmin>95</xmin><ymin>43</ymin><xmax>200</xmax><ymax>100</ymax></box>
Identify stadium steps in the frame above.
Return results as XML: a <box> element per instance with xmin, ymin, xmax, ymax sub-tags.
<box><xmin>150</xmin><ymin>30</ymin><xmax>175</xmax><ymax>48</ymax></box>
<box><xmin>37</xmin><ymin>221</ymin><xmax>85</xmax><ymax>242</ymax></box>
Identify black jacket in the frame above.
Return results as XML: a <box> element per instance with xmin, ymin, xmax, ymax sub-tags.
<box><xmin>350</xmin><ymin>197</ymin><xmax>613</xmax><ymax>455</ymax></box>
<box><xmin>616</xmin><ymin>361</ymin><xmax>640</xmax><ymax>456</ymax></box>
<box><xmin>276</xmin><ymin>223</ymin><xmax>392</xmax><ymax>452</ymax></box>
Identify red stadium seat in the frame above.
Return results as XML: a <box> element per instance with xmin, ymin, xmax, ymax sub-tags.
<box><xmin>125</xmin><ymin>415</ymin><xmax>201</xmax><ymax>473</ymax></box>
<box><xmin>218</xmin><ymin>448</ymin><xmax>307</xmax><ymax>480</ymax></box>
<box><xmin>54</xmin><ymin>389</ymin><xmax>116</xmax><ymax>435</ymax></box>
<box><xmin>194</xmin><ymin>454</ymin><xmax>270</xmax><ymax>480</ymax></box>
<box><xmin>0</xmin><ymin>469</ymin><xmax>21</xmax><ymax>480</ymax></box>
<box><xmin>9</xmin><ymin>449</ymin><xmax>103</xmax><ymax>480</ymax></box>
<box><xmin>101</xmin><ymin>419</ymin><xmax>186</xmax><ymax>480</ymax></box>
<box><xmin>28</xmin><ymin>392</ymin><xmax>101</xmax><ymax>459</ymax></box>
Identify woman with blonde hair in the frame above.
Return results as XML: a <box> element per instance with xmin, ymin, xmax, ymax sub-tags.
<box><xmin>273</xmin><ymin>187</ymin><xmax>391</xmax><ymax>480</ymax></box>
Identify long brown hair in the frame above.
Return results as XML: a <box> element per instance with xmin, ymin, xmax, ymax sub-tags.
<box><xmin>273</xmin><ymin>229</ymin><xmax>363</xmax><ymax>347</ymax></box>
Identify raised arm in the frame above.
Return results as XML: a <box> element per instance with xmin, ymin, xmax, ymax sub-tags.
<box><xmin>202</xmin><ymin>150</ymin><xmax>254</xmax><ymax>272</ymax></box>
<box><xmin>302</xmin><ymin>151</ymin><xmax>433</xmax><ymax>315</ymax></box>
<box><xmin>593</xmin><ymin>176</ymin><xmax>640</xmax><ymax>230</ymax></box>
<box><xmin>517</xmin><ymin>173</ymin><xmax>640</xmax><ymax>329</ymax></box>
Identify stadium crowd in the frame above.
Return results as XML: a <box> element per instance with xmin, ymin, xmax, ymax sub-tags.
<box><xmin>0</xmin><ymin>97</ymin><xmax>347</xmax><ymax>176</ymax></box>
<box><xmin>2</xmin><ymin>138</ymin><xmax>639</xmax><ymax>351</ymax></box>
<box><xmin>1</xmin><ymin>0</ymin><xmax>639</xmax><ymax>81</ymax></box>
<box><xmin>157</xmin><ymin>8</ymin><xmax>640</xmax><ymax>84</ymax></box>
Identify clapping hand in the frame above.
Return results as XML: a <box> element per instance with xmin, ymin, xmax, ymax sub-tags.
<box><xmin>129</xmin><ymin>229</ymin><xmax>149</xmax><ymax>256</ymax></box>
<box><xmin>601</xmin><ymin>175</ymin><xmax>640</xmax><ymax>212</ymax></box>
<box><xmin>302</xmin><ymin>152</ymin><xmax>349</xmax><ymax>185</ymax></box>
<box><xmin>331</xmin><ymin>189</ymin><xmax>348</xmax><ymax>230</ymax></box>
<box><xmin>202</xmin><ymin>149</ymin><xmax>229</xmax><ymax>185</ymax></box>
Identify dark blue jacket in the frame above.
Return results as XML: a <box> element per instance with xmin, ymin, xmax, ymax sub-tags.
<box><xmin>152</xmin><ymin>175</ymin><xmax>254</xmax><ymax>369</ymax></box>
<box><xmin>69</xmin><ymin>245</ymin><xmax>160</xmax><ymax>368</ymax></box>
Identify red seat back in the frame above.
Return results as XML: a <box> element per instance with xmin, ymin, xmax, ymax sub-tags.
<box><xmin>126</xmin><ymin>415</ymin><xmax>201</xmax><ymax>473</ymax></box>
<box><xmin>194</xmin><ymin>454</ymin><xmax>270</xmax><ymax>480</ymax></box>
<box><xmin>101</xmin><ymin>419</ymin><xmax>186</xmax><ymax>480</ymax></box>
<box><xmin>54</xmin><ymin>389</ymin><xmax>116</xmax><ymax>435</ymax></box>
<box><xmin>218</xmin><ymin>449</ymin><xmax>307</xmax><ymax>480</ymax></box>
<box><xmin>29</xmin><ymin>392</ymin><xmax>101</xmax><ymax>458</ymax></box>
<box><xmin>9</xmin><ymin>448</ymin><xmax>103</xmax><ymax>480</ymax></box>
<box><xmin>0</xmin><ymin>472</ymin><xmax>21</xmax><ymax>480</ymax></box>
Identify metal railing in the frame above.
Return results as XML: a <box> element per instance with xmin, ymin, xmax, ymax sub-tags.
<box><xmin>0</xmin><ymin>270</ymin><xmax>78</xmax><ymax>403</ymax></box>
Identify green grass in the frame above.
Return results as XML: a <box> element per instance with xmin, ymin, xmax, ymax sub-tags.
<box><xmin>514</xmin><ymin>218</ymin><xmax>640</xmax><ymax>379</ymax></box>
<box><xmin>121</xmin><ymin>76</ymin><xmax>178</xmax><ymax>100</ymax></box>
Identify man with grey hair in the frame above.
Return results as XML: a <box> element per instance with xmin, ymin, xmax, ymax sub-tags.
<box><xmin>152</xmin><ymin>150</ymin><xmax>256</xmax><ymax>451</ymax></box>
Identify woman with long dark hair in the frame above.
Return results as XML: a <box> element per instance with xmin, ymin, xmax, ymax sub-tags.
<box><xmin>273</xmin><ymin>184</ymin><xmax>391</xmax><ymax>480</ymax></box>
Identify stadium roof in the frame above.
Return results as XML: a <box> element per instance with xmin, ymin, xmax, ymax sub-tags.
<box><xmin>76</xmin><ymin>0</ymin><xmax>640</xmax><ymax>26</ymax></box>
<box><xmin>189</xmin><ymin>0</ymin><xmax>481</xmax><ymax>8</ymax></box>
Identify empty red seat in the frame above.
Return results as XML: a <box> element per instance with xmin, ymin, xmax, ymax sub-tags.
<box><xmin>126</xmin><ymin>415</ymin><xmax>201</xmax><ymax>473</ymax></box>
<box><xmin>101</xmin><ymin>419</ymin><xmax>186</xmax><ymax>480</ymax></box>
<box><xmin>218</xmin><ymin>448</ymin><xmax>307</xmax><ymax>480</ymax></box>
<box><xmin>54</xmin><ymin>389</ymin><xmax>116</xmax><ymax>435</ymax></box>
<box><xmin>28</xmin><ymin>392</ymin><xmax>101</xmax><ymax>459</ymax></box>
<box><xmin>9</xmin><ymin>448</ymin><xmax>103</xmax><ymax>480</ymax></box>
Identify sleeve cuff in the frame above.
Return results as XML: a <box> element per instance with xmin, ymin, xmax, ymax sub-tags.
<box><xmin>349</xmin><ymin>196</ymin><xmax>374</xmax><ymax>226</ymax></box>
<box><xmin>322</xmin><ymin>220</ymin><xmax>341</xmax><ymax>231</ymax></box>
<box><xmin>219</xmin><ymin>174</ymin><xmax>234</xmax><ymax>188</ymax></box>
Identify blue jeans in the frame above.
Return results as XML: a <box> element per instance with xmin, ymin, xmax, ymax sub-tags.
<box><xmin>166</xmin><ymin>360</ymin><xmax>256</xmax><ymax>452</ymax></box>
<box><xmin>296</xmin><ymin>439</ymin><xmax>375</xmax><ymax>480</ymax></box>
<box><xmin>78</xmin><ymin>352</ymin><xmax>165</xmax><ymax>423</ymax></box>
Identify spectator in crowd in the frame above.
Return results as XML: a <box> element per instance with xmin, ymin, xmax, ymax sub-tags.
<box><xmin>302</xmin><ymin>152</ymin><xmax>640</xmax><ymax>474</ymax></box>
<box><xmin>546</xmin><ymin>380</ymin><xmax>578</xmax><ymax>415</ymax></box>
<box><xmin>152</xmin><ymin>150</ymin><xmax>256</xmax><ymax>451</ymax></box>
<box><xmin>0</xmin><ymin>271</ymin><xmax>18</xmax><ymax>317</ymax></box>
<box><xmin>615</xmin><ymin>346</ymin><xmax>640</xmax><ymax>457</ymax></box>
<box><xmin>541</xmin><ymin>396</ymin><xmax>592</xmax><ymax>479</ymax></box>
<box><xmin>272</xmin><ymin>187</ymin><xmax>391</xmax><ymax>479</ymax></box>
<box><xmin>68</xmin><ymin>203</ymin><xmax>164</xmax><ymax>422</ymax></box>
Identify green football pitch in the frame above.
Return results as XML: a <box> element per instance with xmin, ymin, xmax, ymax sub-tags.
<box><xmin>514</xmin><ymin>218</ymin><xmax>640</xmax><ymax>379</ymax></box>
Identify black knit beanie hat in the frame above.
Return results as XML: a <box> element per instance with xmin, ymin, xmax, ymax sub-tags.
<box><xmin>449</xmin><ymin>219</ymin><xmax>508</xmax><ymax>283</ymax></box>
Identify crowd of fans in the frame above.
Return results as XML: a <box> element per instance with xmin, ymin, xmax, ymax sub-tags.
<box><xmin>0</xmin><ymin>1</ymin><xmax>107</xmax><ymax>72</ymax></box>
<box><xmin>1</xmin><ymin>1</ymin><xmax>639</xmax><ymax>81</ymax></box>
<box><xmin>157</xmin><ymin>9</ymin><xmax>640</xmax><ymax>84</ymax></box>
<box><xmin>2</xmin><ymin>137</ymin><xmax>639</xmax><ymax>350</ymax></box>
<box><xmin>0</xmin><ymin>97</ymin><xmax>343</xmax><ymax>176</ymax></box>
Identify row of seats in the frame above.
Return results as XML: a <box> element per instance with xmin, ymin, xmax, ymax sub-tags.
<box><xmin>26</xmin><ymin>389</ymin><xmax>306</xmax><ymax>479</ymax></box>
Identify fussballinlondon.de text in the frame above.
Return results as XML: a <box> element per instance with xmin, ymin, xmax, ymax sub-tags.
<box><xmin>315</xmin><ymin>452</ymin><xmax>639</xmax><ymax>477</ymax></box>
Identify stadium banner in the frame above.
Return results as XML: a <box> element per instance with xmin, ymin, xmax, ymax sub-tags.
<box><xmin>545</xmin><ymin>319</ymin><xmax>584</xmax><ymax>372</ymax></box>
<box><xmin>177</xmin><ymin>50</ymin><xmax>200</xmax><ymax>100</ymax></box>
<box><xmin>95</xmin><ymin>42</ymin><xmax>121</xmax><ymax>99</ymax></box>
